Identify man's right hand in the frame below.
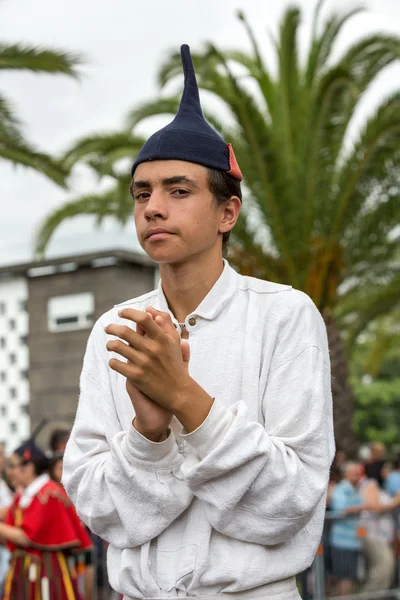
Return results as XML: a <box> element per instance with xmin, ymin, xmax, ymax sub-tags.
<box><xmin>126</xmin><ymin>310</ymin><xmax>190</xmax><ymax>442</ymax></box>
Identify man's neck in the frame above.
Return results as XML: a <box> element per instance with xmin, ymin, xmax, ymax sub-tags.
<box><xmin>159</xmin><ymin>248</ymin><xmax>224</xmax><ymax>324</ymax></box>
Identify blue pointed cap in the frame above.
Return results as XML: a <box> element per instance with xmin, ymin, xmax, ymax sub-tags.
<box><xmin>131</xmin><ymin>45</ymin><xmax>242</xmax><ymax>181</ymax></box>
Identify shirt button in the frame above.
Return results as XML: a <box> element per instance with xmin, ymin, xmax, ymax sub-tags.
<box><xmin>188</xmin><ymin>317</ymin><xmax>197</xmax><ymax>327</ymax></box>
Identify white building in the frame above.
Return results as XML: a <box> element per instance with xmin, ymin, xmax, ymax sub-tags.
<box><xmin>0</xmin><ymin>276</ymin><xmax>30</xmax><ymax>453</ymax></box>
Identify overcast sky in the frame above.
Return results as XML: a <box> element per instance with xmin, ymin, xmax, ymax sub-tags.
<box><xmin>1</xmin><ymin>0</ymin><xmax>399</xmax><ymax>266</ymax></box>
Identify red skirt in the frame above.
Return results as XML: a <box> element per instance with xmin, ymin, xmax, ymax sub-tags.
<box><xmin>2</xmin><ymin>549</ymin><xmax>83</xmax><ymax>600</ymax></box>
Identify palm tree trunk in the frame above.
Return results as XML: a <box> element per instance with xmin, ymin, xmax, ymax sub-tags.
<box><xmin>322</xmin><ymin>309</ymin><xmax>359</xmax><ymax>459</ymax></box>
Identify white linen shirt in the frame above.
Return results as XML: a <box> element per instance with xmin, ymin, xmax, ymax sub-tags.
<box><xmin>63</xmin><ymin>261</ymin><xmax>334</xmax><ymax>600</ymax></box>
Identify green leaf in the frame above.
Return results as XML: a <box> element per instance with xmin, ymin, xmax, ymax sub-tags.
<box><xmin>0</xmin><ymin>43</ymin><xmax>82</xmax><ymax>76</ymax></box>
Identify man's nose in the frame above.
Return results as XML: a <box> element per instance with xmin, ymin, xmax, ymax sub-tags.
<box><xmin>144</xmin><ymin>191</ymin><xmax>167</xmax><ymax>220</ymax></box>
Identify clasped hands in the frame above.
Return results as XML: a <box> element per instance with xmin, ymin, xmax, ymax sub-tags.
<box><xmin>105</xmin><ymin>307</ymin><xmax>213</xmax><ymax>440</ymax></box>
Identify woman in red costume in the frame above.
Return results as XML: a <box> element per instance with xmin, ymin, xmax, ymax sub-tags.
<box><xmin>0</xmin><ymin>437</ymin><xmax>92</xmax><ymax>600</ymax></box>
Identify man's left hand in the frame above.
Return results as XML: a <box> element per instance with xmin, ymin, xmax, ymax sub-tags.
<box><xmin>105</xmin><ymin>307</ymin><xmax>192</xmax><ymax>413</ymax></box>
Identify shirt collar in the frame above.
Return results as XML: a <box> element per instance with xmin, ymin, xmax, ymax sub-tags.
<box><xmin>156</xmin><ymin>259</ymin><xmax>238</xmax><ymax>323</ymax></box>
<box><xmin>19</xmin><ymin>473</ymin><xmax>50</xmax><ymax>509</ymax></box>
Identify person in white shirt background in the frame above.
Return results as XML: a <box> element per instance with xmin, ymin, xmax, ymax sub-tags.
<box><xmin>0</xmin><ymin>442</ymin><xmax>13</xmax><ymax>595</ymax></box>
<box><xmin>63</xmin><ymin>44</ymin><xmax>335</xmax><ymax>600</ymax></box>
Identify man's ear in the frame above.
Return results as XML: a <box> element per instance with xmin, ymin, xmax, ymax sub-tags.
<box><xmin>218</xmin><ymin>196</ymin><xmax>241</xmax><ymax>235</ymax></box>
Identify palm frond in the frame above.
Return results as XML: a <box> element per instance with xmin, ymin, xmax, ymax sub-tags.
<box><xmin>0</xmin><ymin>137</ymin><xmax>68</xmax><ymax>187</ymax></box>
<box><xmin>336</xmin><ymin>273</ymin><xmax>400</xmax><ymax>347</ymax></box>
<box><xmin>339</xmin><ymin>34</ymin><xmax>400</xmax><ymax>93</ymax></box>
<box><xmin>0</xmin><ymin>43</ymin><xmax>82</xmax><ymax>76</ymax></box>
<box><xmin>34</xmin><ymin>189</ymin><xmax>129</xmax><ymax>257</ymax></box>
<box><xmin>235</xmin><ymin>11</ymin><xmax>277</xmax><ymax>112</ymax></box>
<box><xmin>126</xmin><ymin>97</ymin><xmax>181</xmax><ymax>129</ymax></box>
<box><xmin>275</xmin><ymin>7</ymin><xmax>301</xmax><ymax>170</ymax></box>
<box><xmin>330</xmin><ymin>92</ymin><xmax>400</xmax><ymax>243</ymax></box>
<box><xmin>62</xmin><ymin>132</ymin><xmax>145</xmax><ymax>170</ymax></box>
<box><xmin>305</xmin><ymin>5</ymin><xmax>365</xmax><ymax>86</ymax></box>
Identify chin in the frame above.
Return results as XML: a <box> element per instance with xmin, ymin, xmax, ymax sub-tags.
<box><xmin>144</xmin><ymin>243</ymin><xmax>195</xmax><ymax>265</ymax></box>
<box><xmin>147</xmin><ymin>250</ymin><xmax>187</xmax><ymax>265</ymax></box>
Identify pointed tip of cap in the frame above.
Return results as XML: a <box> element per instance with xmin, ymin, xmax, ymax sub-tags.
<box><xmin>178</xmin><ymin>44</ymin><xmax>202</xmax><ymax>117</ymax></box>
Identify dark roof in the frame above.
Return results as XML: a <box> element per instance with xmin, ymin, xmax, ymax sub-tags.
<box><xmin>0</xmin><ymin>249</ymin><xmax>155</xmax><ymax>277</ymax></box>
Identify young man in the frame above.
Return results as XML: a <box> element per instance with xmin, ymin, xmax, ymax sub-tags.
<box><xmin>63</xmin><ymin>45</ymin><xmax>334</xmax><ymax>600</ymax></box>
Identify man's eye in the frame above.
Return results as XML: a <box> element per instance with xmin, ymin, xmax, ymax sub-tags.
<box><xmin>135</xmin><ymin>192</ymin><xmax>150</xmax><ymax>201</ymax></box>
<box><xmin>173</xmin><ymin>188</ymin><xmax>189</xmax><ymax>196</ymax></box>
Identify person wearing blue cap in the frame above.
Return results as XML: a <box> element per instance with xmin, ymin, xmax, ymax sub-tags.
<box><xmin>63</xmin><ymin>45</ymin><xmax>334</xmax><ymax>600</ymax></box>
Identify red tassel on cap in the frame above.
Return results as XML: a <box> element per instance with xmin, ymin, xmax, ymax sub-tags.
<box><xmin>227</xmin><ymin>144</ymin><xmax>243</xmax><ymax>181</ymax></box>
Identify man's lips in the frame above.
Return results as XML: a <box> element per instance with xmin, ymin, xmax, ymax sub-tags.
<box><xmin>145</xmin><ymin>228</ymin><xmax>174</xmax><ymax>240</ymax></box>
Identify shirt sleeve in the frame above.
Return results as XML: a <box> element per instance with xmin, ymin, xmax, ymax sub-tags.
<box><xmin>62</xmin><ymin>317</ymin><xmax>194</xmax><ymax>549</ymax></box>
<box><xmin>179</xmin><ymin>293</ymin><xmax>335</xmax><ymax>546</ymax></box>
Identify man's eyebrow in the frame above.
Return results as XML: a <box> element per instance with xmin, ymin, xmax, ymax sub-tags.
<box><xmin>131</xmin><ymin>180</ymin><xmax>151</xmax><ymax>190</ymax></box>
<box><xmin>130</xmin><ymin>180</ymin><xmax>150</xmax><ymax>197</ymax></box>
<box><xmin>162</xmin><ymin>176</ymin><xmax>199</xmax><ymax>188</ymax></box>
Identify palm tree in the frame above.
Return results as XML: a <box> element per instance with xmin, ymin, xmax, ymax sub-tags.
<box><xmin>34</xmin><ymin>131</ymin><xmax>145</xmax><ymax>249</ymax></box>
<box><xmin>36</xmin><ymin>1</ymin><xmax>400</xmax><ymax>456</ymax></box>
<box><xmin>0</xmin><ymin>16</ymin><xmax>82</xmax><ymax>185</ymax></box>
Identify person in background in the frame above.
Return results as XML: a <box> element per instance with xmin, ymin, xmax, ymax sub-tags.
<box><xmin>49</xmin><ymin>428</ymin><xmax>70</xmax><ymax>454</ymax></box>
<box><xmin>0</xmin><ymin>438</ymin><xmax>92</xmax><ymax>600</ymax></box>
<box><xmin>358</xmin><ymin>472</ymin><xmax>400</xmax><ymax>592</ymax></box>
<box><xmin>48</xmin><ymin>453</ymin><xmax>64</xmax><ymax>486</ymax></box>
<box><xmin>49</xmin><ymin>452</ymin><xmax>95</xmax><ymax>600</ymax></box>
<box><xmin>0</xmin><ymin>443</ymin><xmax>12</xmax><ymax>596</ymax></box>
<box><xmin>365</xmin><ymin>442</ymin><xmax>386</xmax><ymax>488</ymax></box>
<box><xmin>383</xmin><ymin>457</ymin><xmax>400</xmax><ymax>498</ymax></box>
<box><xmin>4</xmin><ymin>452</ymin><xmax>22</xmax><ymax>497</ymax></box>
<box><xmin>330</xmin><ymin>463</ymin><xmax>368</xmax><ymax>596</ymax></box>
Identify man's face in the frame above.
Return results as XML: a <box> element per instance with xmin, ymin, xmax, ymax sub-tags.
<box><xmin>346</xmin><ymin>464</ymin><xmax>363</xmax><ymax>486</ymax></box>
<box><xmin>6</xmin><ymin>453</ymin><xmax>22</xmax><ymax>489</ymax></box>
<box><xmin>19</xmin><ymin>462</ymin><xmax>35</xmax><ymax>489</ymax></box>
<box><xmin>132</xmin><ymin>160</ymin><xmax>229</xmax><ymax>264</ymax></box>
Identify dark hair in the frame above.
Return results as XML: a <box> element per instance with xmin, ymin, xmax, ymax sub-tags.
<box><xmin>207</xmin><ymin>168</ymin><xmax>242</xmax><ymax>255</ymax></box>
<box><xmin>49</xmin><ymin>429</ymin><xmax>70</xmax><ymax>453</ymax></box>
<box><xmin>49</xmin><ymin>452</ymin><xmax>64</xmax><ymax>482</ymax></box>
<box><xmin>24</xmin><ymin>456</ymin><xmax>49</xmax><ymax>477</ymax></box>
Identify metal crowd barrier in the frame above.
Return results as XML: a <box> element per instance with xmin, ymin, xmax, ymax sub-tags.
<box><xmin>79</xmin><ymin>510</ymin><xmax>400</xmax><ymax>600</ymax></box>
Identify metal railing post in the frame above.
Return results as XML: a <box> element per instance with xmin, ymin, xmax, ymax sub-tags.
<box><xmin>313</xmin><ymin>543</ymin><xmax>326</xmax><ymax>600</ymax></box>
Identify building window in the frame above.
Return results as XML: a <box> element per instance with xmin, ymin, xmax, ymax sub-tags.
<box><xmin>20</xmin><ymin>404</ymin><xmax>29</xmax><ymax>415</ymax></box>
<box><xmin>9</xmin><ymin>387</ymin><xmax>17</xmax><ymax>399</ymax></box>
<box><xmin>9</xmin><ymin>319</ymin><xmax>16</xmax><ymax>331</ymax></box>
<box><xmin>0</xmin><ymin>406</ymin><xmax>7</xmax><ymax>417</ymax></box>
<box><xmin>19</xmin><ymin>299</ymin><xmax>27</xmax><ymax>312</ymax></box>
<box><xmin>0</xmin><ymin>302</ymin><xmax>5</xmax><ymax>315</ymax></box>
<box><xmin>9</xmin><ymin>353</ymin><xmax>16</xmax><ymax>365</ymax></box>
<box><xmin>20</xmin><ymin>369</ymin><xmax>29</xmax><ymax>380</ymax></box>
<box><xmin>48</xmin><ymin>293</ymin><xmax>94</xmax><ymax>333</ymax></box>
<box><xmin>0</xmin><ymin>337</ymin><xmax>5</xmax><ymax>349</ymax></box>
<box><xmin>0</xmin><ymin>372</ymin><xmax>6</xmax><ymax>382</ymax></box>
<box><xmin>9</xmin><ymin>422</ymin><xmax>17</xmax><ymax>434</ymax></box>
<box><xmin>20</xmin><ymin>335</ymin><xmax>28</xmax><ymax>345</ymax></box>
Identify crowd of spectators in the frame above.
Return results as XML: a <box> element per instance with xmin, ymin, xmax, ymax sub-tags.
<box><xmin>325</xmin><ymin>442</ymin><xmax>400</xmax><ymax>596</ymax></box>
